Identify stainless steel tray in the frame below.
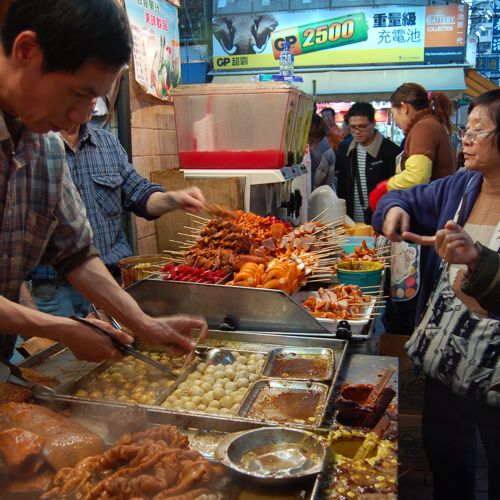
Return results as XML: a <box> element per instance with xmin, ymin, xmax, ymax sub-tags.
<box><xmin>159</xmin><ymin>348</ymin><xmax>268</xmax><ymax>417</ymax></box>
<box><xmin>261</xmin><ymin>347</ymin><xmax>335</xmax><ymax>382</ymax></box>
<box><xmin>126</xmin><ymin>279</ymin><xmax>332</xmax><ymax>336</ymax></box>
<box><xmin>239</xmin><ymin>380</ymin><xmax>330</xmax><ymax>428</ymax></box>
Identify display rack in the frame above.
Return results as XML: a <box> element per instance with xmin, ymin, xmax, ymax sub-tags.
<box><xmin>181</xmin><ymin>166</ymin><xmax>308</xmax><ymax>211</ymax></box>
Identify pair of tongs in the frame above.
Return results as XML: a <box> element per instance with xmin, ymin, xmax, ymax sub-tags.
<box><xmin>0</xmin><ymin>355</ymin><xmax>57</xmax><ymax>394</ymax></box>
<box><xmin>70</xmin><ymin>314</ymin><xmax>173</xmax><ymax>377</ymax></box>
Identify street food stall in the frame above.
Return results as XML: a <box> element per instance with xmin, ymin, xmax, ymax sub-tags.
<box><xmin>0</xmin><ymin>82</ymin><xmax>398</xmax><ymax>498</ymax></box>
<box><xmin>0</xmin><ymin>208</ymin><xmax>397</xmax><ymax>498</ymax></box>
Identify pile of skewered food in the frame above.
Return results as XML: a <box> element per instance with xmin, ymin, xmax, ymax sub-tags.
<box><xmin>301</xmin><ymin>284</ymin><xmax>372</xmax><ymax>320</ymax></box>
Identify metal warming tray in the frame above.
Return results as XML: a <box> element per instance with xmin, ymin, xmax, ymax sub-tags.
<box><xmin>126</xmin><ymin>279</ymin><xmax>333</xmax><ymax>336</ymax></box>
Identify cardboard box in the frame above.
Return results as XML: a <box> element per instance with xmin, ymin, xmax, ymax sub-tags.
<box><xmin>379</xmin><ymin>334</ymin><xmax>425</xmax><ymax>415</ymax></box>
<box><xmin>399</xmin><ymin>413</ymin><xmax>431</xmax><ymax>474</ymax></box>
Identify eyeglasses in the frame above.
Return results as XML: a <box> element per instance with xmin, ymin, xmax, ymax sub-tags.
<box><xmin>456</xmin><ymin>127</ymin><xmax>496</xmax><ymax>143</ymax></box>
<box><xmin>349</xmin><ymin>123</ymin><xmax>372</xmax><ymax>131</ymax></box>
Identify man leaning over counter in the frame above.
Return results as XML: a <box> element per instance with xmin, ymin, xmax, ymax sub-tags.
<box><xmin>0</xmin><ymin>0</ymin><xmax>206</xmax><ymax>361</ymax></box>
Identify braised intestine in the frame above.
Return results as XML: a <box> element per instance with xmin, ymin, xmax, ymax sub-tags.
<box><xmin>42</xmin><ymin>425</ymin><xmax>227</xmax><ymax>500</ymax></box>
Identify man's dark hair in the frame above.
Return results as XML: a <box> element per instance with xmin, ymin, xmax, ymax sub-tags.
<box><xmin>346</xmin><ymin>102</ymin><xmax>375</xmax><ymax>123</ymax></box>
<box><xmin>321</xmin><ymin>107</ymin><xmax>335</xmax><ymax>118</ymax></box>
<box><xmin>1</xmin><ymin>0</ymin><xmax>132</xmax><ymax>73</ymax></box>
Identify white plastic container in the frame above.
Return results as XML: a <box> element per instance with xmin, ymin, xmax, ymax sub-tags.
<box><xmin>308</xmin><ymin>185</ymin><xmax>346</xmax><ymax>223</ymax></box>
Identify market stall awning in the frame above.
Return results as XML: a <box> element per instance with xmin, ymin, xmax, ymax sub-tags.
<box><xmin>464</xmin><ymin>68</ymin><xmax>499</xmax><ymax>98</ymax></box>
<box><xmin>210</xmin><ymin>66</ymin><xmax>467</xmax><ymax>101</ymax></box>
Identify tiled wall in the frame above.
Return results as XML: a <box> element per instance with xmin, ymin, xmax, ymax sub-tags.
<box><xmin>129</xmin><ymin>77</ymin><xmax>179</xmax><ymax>255</ymax></box>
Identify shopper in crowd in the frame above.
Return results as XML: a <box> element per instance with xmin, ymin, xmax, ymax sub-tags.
<box><xmin>368</xmin><ymin>82</ymin><xmax>456</xmax><ymax>209</ymax></box>
<box><xmin>29</xmin><ymin>107</ymin><xmax>206</xmax><ymax>318</ymax></box>
<box><xmin>308</xmin><ymin>112</ymin><xmax>336</xmax><ymax>190</ymax></box>
<box><xmin>321</xmin><ymin>107</ymin><xmax>344</xmax><ymax>152</ymax></box>
<box><xmin>372</xmin><ymin>88</ymin><xmax>500</xmax><ymax>500</ymax></box>
<box><xmin>0</xmin><ymin>0</ymin><xmax>206</xmax><ymax>361</ymax></box>
<box><xmin>370</xmin><ymin>83</ymin><xmax>457</xmax><ymax>335</ymax></box>
<box><xmin>336</xmin><ymin>102</ymin><xmax>400</xmax><ymax>224</ymax></box>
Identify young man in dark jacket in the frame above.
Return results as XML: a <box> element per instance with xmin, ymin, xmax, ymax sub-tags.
<box><xmin>336</xmin><ymin>102</ymin><xmax>400</xmax><ymax>223</ymax></box>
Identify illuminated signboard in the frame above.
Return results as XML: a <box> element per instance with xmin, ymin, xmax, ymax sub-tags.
<box><xmin>212</xmin><ymin>4</ymin><xmax>467</xmax><ymax>71</ymax></box>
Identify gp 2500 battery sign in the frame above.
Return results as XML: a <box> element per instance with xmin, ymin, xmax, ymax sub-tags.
<box><xmin>271</xmin><ymin>13</ymin><xmax>368</xmax><ymax>58</ymax></box>
<box><xmin>212</xmin><ymin>4</ymin><xmax>466</xmax><ymax>70</ymax></box>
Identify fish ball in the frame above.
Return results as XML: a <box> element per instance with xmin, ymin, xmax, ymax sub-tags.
<box><xmin>205</xmin><ymin>365</ymin><xmax>216</xmax><ymax>374</ymax></box>
<box><xmin>236</xmin><ymin>370</ymin><xmax>249</xmax><ymax>381</ymax></box>
<box><xmin>197</xmin><ymin>363</ymin><xmax>207</xmax><ymax>373</ymax></box>
<box><xmin>236</xmin><ymin>377</ymin><xmax>249</xmax><ymax>388</ymax></box>
<box><xmin>224</xmin><ymin>367</ymin><xmax>236</xmax><ymax>380</ymax></box>
<box><xmin>237</xmin><ymin>356</ymin><xmax>249</xmax><ymax>365</ymax></box>
<box><xmin>213</xmin><ymin>370</ymin><xmax>225</xmax><ymax>381</ymax></box>
<box><xmin>202</xmin><ymin>391</ymin><xmax>214</xmax><ymax>404</ymax></box>
<box><xmin>191</xmin><ymin>385</ymin><xmax>204</xmax><ymax>397</ymax></box>
<box><xmin>213</xmin><ymin>387</ymin><xmax>225</xmax><ymax>400</ymax></box>
<box><xmin>184</xmin><ymin>401</ymin><xmax>196</xmax><ymax>411</ymax></box>
<box><xmin>191</xmin><ymin>395</ymin><xmax>203</xmax><ymax>405</ymax></box>
<box><xmin>208</xmin><ymin>400</ymin><xmax>221</xmax><ymax>409</ymax></box>
<box><xmin>192</xmin><ymin>379</ymin><xmax>202</xmax><ymax>386</ymax></box>
<box><xmin>201</xmin><ymin>382</ymin><xmax>212</xmax><ymax>392</ymax></box>
<box><xmin>249</xmin><ymin>373</ymin><xmax>259</xmax><ymax>383</ymax></box>
<box><xmin>224</xmin><ymin>381</ymin><xmax>237</xmax><ymax>392</ymax></box>
<box><xmin>219</xmin><ymin>396</ymin><xmax>234</xmax><ymax>409</ymax></box>
<box><xmin>233</xmin><ymin>392</ymin><xmax>244</xmax><ymax>403</ymax></box>
<box><xmin>231</xmin><ymin>403</ymin><xmax>240</xmax><ymax>412</ymax></box>
<box><xmin>202</xmin><ymin>375</ymin><xmax>215</xmax><ymax>386</ymax></box>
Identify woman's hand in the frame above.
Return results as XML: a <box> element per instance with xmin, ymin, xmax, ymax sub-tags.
<box><xmin>403</xmin><ymin>221</ymin><xmax>480</xmax><ymax>271</ymax></box>
<box><xmin>382</xmin><ymin>206</ymin><xmax>411</xmax><ymax>242</ymax></box>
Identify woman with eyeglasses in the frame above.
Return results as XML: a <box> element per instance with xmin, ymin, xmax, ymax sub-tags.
<box><xmin>372</xmin><ymin>89</ymin><xmax>500</xmax><ymax>499</ymax></box>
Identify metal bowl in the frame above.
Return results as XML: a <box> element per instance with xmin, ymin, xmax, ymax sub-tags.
<box><xmin>214</xmin><ymin>426</ymin><xmax>326</xmax><ymax>483</ymax></box>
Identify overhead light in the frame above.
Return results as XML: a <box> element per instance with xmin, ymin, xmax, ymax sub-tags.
<box><xmin>480</xmin><ymin>25</ymin><xmax>487</xmax><ymax>32</ymax></box>
<box><xmin>486</xmin><ymin>8</ymin><xmax>494</xmax><ymax>17</ymax></box>
<box><xmin>476</xmin><ymin>30</ymin><xmax>482</xmax><ymax>37</ymax></box>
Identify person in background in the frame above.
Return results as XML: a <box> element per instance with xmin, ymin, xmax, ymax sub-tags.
<box><xmin>0</xmin><ymin>0</ymin><xmax>205</xmax><ymax>361</ymax></box>
<box><xmin>307</xmin><ymin>112</ymin><xmax>336</xmax><ymax>190</ymax></box>
<box><xmin>29</xmin><ymin>107</ymin><xmax>206</xmax><ymax>318</ymax></box>
<box><xmin>336</xmin><ymin>102</ymin><xmax>400</xmax><ymax>224</ymax></box>
<box><xmin>369</xmin><ymin>82</ymin><xmax>456</xmax><ymax>210</ymax></box>
<box><xmin>372</xmin><ymin>88</ymin><xmax>500</xmax><ymax>500</ymax></box>
<box><xmin>321</xmin><ymin>107</ymin><xmax>344</xmax><ymax>152</ymax></box>
<box><xmin>369</xmin><ymin>83</ymin><xmax>456</xmax><ymax>335</ymax></box>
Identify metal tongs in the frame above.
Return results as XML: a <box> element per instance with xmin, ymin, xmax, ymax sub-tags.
<box><xmin>70</xmin><ymin>314</ymin><xmax>173</xmax><ymax>377</ymax></box>
<box><xmin>0</xmin><ymin>355</ymin><xmax>58</xmax><ymax>394</ymax></box>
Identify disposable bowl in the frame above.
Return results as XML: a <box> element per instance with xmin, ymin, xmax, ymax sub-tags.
<box><xmin>335</xmin><ymin>260</ymin><xmax>384</xmax><ymax>290</ymax></box>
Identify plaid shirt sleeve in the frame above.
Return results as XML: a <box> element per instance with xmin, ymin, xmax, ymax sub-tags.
<box><xmin>90</xmin><ymin>125</ymin><xmax>165</xmax><ymax>216</ymax></box>
<box><xmin>40</xmin><ymin>137</ymin><xmax>93</xmax><ymax>267</ymax></box>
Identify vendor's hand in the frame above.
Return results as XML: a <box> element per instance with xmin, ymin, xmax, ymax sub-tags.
<box><xmin>61</xmin><ymin>318</ymin><xmax>134</xmax><ymax>362</ymax></box>
<box><xmin>382</xmin><ymin>207</ymin><xmax>410</xmax><ymax>242</ymax></box>
<box><xmin>403</xmin><ymin>221</ymin><xmax>479</xmax><ymax>271</ymax></box>
<box><xmin>133</xmin><ymin>314</ymin><xmax>207</xmax><ymax>355</ymax></box>
<box><xmin>170</xmin><ymin>187</ymin><xmax>206</xmax><ymax>213</ymax></box>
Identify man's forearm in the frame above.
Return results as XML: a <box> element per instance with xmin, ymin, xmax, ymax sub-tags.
<box><xmin>66</xmin><ymin>256</ymin><xmax>150</xmax><ymax>330</ymax></box>
<box><xmin>145</xmin><ymin>191</ymin><xmax>177</xmax><ymax>218</ymax></box>
<box><xmin>0</xmin><ymin>295</ymin><xmax>75</xmax><ymax>342</ymax></box>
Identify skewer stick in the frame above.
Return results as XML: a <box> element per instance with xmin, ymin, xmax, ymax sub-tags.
<box><xmin>189</xmin><ymin>213</ymin><xmax>211</xmax><ymax>222</ymax></box>
<box><xmin>310</xmin><ymin>208</ymin><xmax>329</xmax><ymax>222</ymax></box>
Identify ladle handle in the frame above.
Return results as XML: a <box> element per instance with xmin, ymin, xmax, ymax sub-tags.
<box><xmin>365</xmin><ymin>368</ymin><xmax>394</xmax><ymax>407</ymax></box>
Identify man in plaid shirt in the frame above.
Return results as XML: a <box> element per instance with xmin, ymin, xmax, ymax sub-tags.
<box><xmin>30</xmin><ymin>110</ymin><xmax>205</xmax><ymax>317</ymax></box>
<box><xmin>0</xmin><ymin>0</ymin><xmax>206</xmax><ymax>361</ymax></box>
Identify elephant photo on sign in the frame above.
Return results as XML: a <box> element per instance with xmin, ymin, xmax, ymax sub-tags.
<box><xmin>213</xmin><ymin>13</ymin><xmax>278</xmax><ymax>54</ymax></box>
